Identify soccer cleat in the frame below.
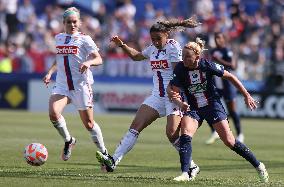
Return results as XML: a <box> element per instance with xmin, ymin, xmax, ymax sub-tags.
<box><xmin>188</xmin><ymin>163</ymin><xmax>200</xmax><ymax>180</ymax></box>
<box><xmin>205</xmin><ymin>131</ymin><xmax>220</xmax><ymax>145</ymax></box>
<box><xmin>173</xmin><ymin>172</ymin><xmax>190</xmax><ymax>182</ymax></box>
<box><xmin>62</xmin><ymin>137</ymin><xmax>76</xmax><ymax>161</ymax></box>
<box><xmin>96</xmin><ymin>151</ymin><xmax>115</xmax><ymax>172</ymax></box>
<box><xmin>236</xmin><ymin>133</ymin><xmax>245</xmax><ymax>143</ymax></box>
<box><xmin>256</xmin><ymin>162</ymin><xmax>269</xmax><ymax>183</ymax></box>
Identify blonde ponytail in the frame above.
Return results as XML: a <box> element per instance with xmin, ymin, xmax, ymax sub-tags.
<box><xmin>184</xmin><ymin>37</ymin><xmax>206</xmax><ymax>55</ymax></box>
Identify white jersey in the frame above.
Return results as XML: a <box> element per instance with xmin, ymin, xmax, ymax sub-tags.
<box><xmin>142</xmin><ymin>39</ymin><xmax>182</xmax><ymax>97</ymax></box>
<box><xmin>55</xmin><ymin>32</ymin><xmax>99</xmax><ymax>90</ymax></box>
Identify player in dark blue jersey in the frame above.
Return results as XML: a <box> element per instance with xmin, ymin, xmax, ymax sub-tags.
<box><xmin>167</xmin><ymin>38</ymin><xmax>269</xmax><ymax>183</ymax></box>
<box><xmin>205</xmin><ymin>32</ymin><xmax>244</xmax><ymax>144</ymax></box>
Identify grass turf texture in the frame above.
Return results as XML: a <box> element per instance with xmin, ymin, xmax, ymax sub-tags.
<box><xmin>0</xmin><ymin>110</ymin><xmax>283</xmax><ymax>187</ymax></box>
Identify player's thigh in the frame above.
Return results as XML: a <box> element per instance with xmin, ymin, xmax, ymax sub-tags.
<box><xmin>71</xmin><ymin>83</ymin><xmax>93</xmax><ymax>110</ymax></box>
<box><xmin>78</xmin><ymin>107</ymin><xmax>94</xmax><ymax>130</ymax></box>
<box><xmin>130</xmin><ymin>104</ymin><xmax>159</xmax><ymax>132</ymax></box>
<box><xmin>226</xmin><ymin>100</ymin><xmax>237</xmax><ymax>112</ymax></box>
<box><xmin>49</xmin><ymin>94</ymin><xmax>69</xmax><ymax>119</ymax></box>
<box><xmin>213</xmin><ymin>120</ymin><xmax>235</xmax><ymax>148</ymax></box>
<box><xmin>166</xmin><ymin>114</ymin><xmax>182</xmax><ymax>142</ymax></box>
<box><xmin>180</xmin><ymin>116</ymin><xmax>199</xmax><ymax>137</ymax></box>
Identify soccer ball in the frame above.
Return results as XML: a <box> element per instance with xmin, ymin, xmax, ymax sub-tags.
<box><xmin>24</xmin><ymin>143</ymin><xmax>48</xmax><ymax>166</ymax></box>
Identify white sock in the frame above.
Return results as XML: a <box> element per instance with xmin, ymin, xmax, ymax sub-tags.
<box><xmin>51</xmin><ymin>115</ymin><xmax>71</xmax><ymax>142</ymax></box>
<box><xmin>190</xmin><ymin>160</ymin><xmax>196</xmax><ymax>168</ymax></box>
<box><xmin>89</xmin><ymin>122</ymin><xmax>107</xmax><ymax>154</ymax></box>
<box><xmin>113</xmin><ymin>128</ymin><xmax>139</xmax><ymax>165</ymax></box>
<box><xmin>172</xmin><ymin>137</ymin><xmax>196</xmax><ymax>168</ymax></box>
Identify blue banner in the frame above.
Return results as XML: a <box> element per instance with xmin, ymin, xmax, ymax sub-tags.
<box><xmin>0</xmin><ymin>81</ymin><xmax>28</xmax><ymax>109</ymax></box>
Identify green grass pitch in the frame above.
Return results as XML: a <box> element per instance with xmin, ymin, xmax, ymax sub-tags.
<box><xmin>0</xmin><ymin>110</ymin><xmax>283</xmax><ymax>187</ymax></box>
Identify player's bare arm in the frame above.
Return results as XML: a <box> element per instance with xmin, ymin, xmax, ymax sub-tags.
<box><xmin>166</xmin><ymin>84</ymin><xmax>189</xmax><ymax>112</ymax></box>
<box><xmin>213</xmin><ymin>55</ymin><xmax>235</xmax><ymax>69</ymax></box>
<box><xmin>222</xmin><ymin>70</ymin><xmax>257</xmax><ymax>110</ymax></box>
<box><xmin>110</xmin><ymin>35</ymin><xmax>147</xmax><ymax>61</ymax></box>
<box><xmin>43</xmin><ymin>61</ymin><xmax>57</xmax><ymax>86</ymax></box>
<box><xmin>79</xmin><ymin>51</ymin><xmax>102</xmax><ymax>74</ymax></box>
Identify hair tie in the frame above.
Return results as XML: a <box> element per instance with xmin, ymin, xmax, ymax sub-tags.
<box><xmin>63</xmin><ymin>10</ymin><xmax>79</xmax><ymax>19</ymax></box>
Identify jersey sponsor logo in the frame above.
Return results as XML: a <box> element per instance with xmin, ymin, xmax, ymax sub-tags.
<box><xmin>56</xmin><ymin>46</ymin><xmax>78</xmax><ymax>54</ymax></box>
<box><xmin>214</xmin><ymin>63</ymin><xmax>223</xmax><ymax>70</ymax></box>
<box><xmin>188</xmin><ymin>80</ymin><xmax>207</xmax><ymax>93</ymax></box>
<box><xmin>150</xmin><ymin>60</ymin><xmax>169</xmax><ymax>70</ymax></box>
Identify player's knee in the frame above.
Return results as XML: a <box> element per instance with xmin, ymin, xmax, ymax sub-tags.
<box><xmin>49</xmin><ymin>112</ymin><xmax>61</xmax><ymax>123</ymax></box>
<box><xmin>130</xmin><ymin>121</ymin><xmax>145</xmax><ymax>132</ymax></box>
<box><xmin>222</xmin><ymin>136</ymin><xmax>235</xmax><ymax>148</ymax></box>
<box><xmin>166</xmin><ymin>129</ymin><xmax>178</xmax><ymax>143</ymax></box>
<box><xmin>84</xmin><ymin>120</ymin><xmax>94</xmax><ymax>130</ymax></box>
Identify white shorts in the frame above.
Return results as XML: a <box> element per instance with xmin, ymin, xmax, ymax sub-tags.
<box><xmin>142</xmin><ymin>94</ymin><xmax>182</xmax><ymax>117</ymax></box>
<box><xmin>52</xmin><ymin>82</ymin><xmax>93</xmax><ymax>110</ymax></box>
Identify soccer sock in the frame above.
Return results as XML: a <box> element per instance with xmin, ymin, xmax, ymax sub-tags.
<box><xmin>209</xmin><ymin>124</ymin><xmax>215</xmax><ymax>133</ymax></box>
<box><xmin>112</xmin><ymin>128</ymin><xmax>139</xmax><ymax>165</ymax></box>
<box><xmin>172</xmin><ymin>137</ymin><xmax>180</xmax><ymax>151</ymax></box>
<box><xmin>230</xmin><ymin>111</ymin><xmax>242</xmax><ymax>135</ymax></box>
<box><xmin>179</xmin><ymin>134</ymin><xmax>192</xmax><ymax>172</ymax></box>
<box><xmin>231</xmin><ymin>140</ymin><xmax>260</xmax><ymax>168</ymax></box>
<box><xmin>89</xmin><ymin>122</ymin><xmax>107</xmax><ymax>154</ymax></box>
<box><xmin>172</xmin><ymin>137</ymin><xmax>195</xmax><ymax>168</ymax></box>
<box><xmin>51</xmin><ymin>115</ymin><xmax>71</xmax><ymax>142</ymax></box>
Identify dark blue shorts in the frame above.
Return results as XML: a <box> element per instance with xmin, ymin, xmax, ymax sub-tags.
<box><xmin>185</xmin><ymin>100</ymin><xmax>228</xmax><ymax>126</ymax></box>
<box><xmin>220</xmin><ymin>79</ymin><xmax>237</xmax><ymax>102</ymax></box>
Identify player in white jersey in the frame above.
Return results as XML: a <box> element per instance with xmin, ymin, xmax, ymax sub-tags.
<box><xmin>43</xmin><ymin>7</ymin><xmax>108</xmax><ymax>162</ymax></box>
<box><xmin>96</xmin><ymin>17</ymin><xmax>201</xmax><ymax>178</ymax></box>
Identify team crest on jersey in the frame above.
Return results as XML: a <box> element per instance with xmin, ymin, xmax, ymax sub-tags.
<box><xmin>155</xmin><ymin>49</ymin><xmax>166</xmax><ymax>59</ymax></box>
<box><xmin>56</xmin><ymin>46</ymin><xmax>78</xmax><ymax>54</ymax></box>
<box><xmin>188</xmin><ymin>70</ymin><xmax>201</xmax><ymax>84</ymax></box>
<box><xmin>168</xmin><ymin>39</ymin><xmax>176</xmax><ymax>45</ymax></box>
<box><xmin>64</xmin><ymin>36</ymin><xmax>72</xmax><ymax>44</ymax></box>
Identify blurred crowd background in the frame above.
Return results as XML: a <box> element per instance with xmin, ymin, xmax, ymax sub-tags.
<box><xmin>0</xmin><ymin>0</ymin><xmax>283</xmax><ymax>90</ymax></box>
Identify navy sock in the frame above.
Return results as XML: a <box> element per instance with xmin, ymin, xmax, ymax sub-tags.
<box><xmin>209</xmin><ymin>124</ymin><xmax>215</xmax><ymax>133</ymax></box>
<box><xmin>230</xmin><ymin>111</ymin><xmax>241</xmax><ymax>135</ymax></box>
<box><xmin>179</xmin><ymin>134</ymin><xmax>192</xmax><ymax>172</ymax></box>
<box><xmin>231</xmin><ymin>140</ymin><xmax>260</xmax><ymax>168</ymax></box>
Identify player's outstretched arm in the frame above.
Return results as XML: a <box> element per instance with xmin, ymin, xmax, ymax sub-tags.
<box><xmin>222</xmin><ymin>70</ymin><xmax>257</xmax><ymax>110</ymax></box>
<box><xmin>110</xmin><ymin>35</ymin><xmax>147</xmax><ymax>61</ymax></box>
<box><xmin>43</xmin><ymin>61</ymin><xmax>57</xmax><ymax>87</ymax></box>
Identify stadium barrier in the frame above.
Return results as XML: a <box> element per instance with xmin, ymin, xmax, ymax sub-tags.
<box><xmin>17</xmin><ymin>79</ymin><xmax>284</xmax><ymax>119</ymax></box>
<box><xmin>1</xmin><ymin>71</ymin><xmax>283</xmax><ymax>118</ymax></box>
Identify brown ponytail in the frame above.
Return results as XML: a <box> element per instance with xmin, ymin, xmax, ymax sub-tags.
<box><xmin>150</xmin><ymin>15</ymin><xmax>201</xmax><ymax>33</ymax></box>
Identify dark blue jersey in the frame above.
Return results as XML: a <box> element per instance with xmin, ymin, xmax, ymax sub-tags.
<box><xmin>171</xmin><ymin>58</ymin><xmax>224</xmax><ymax>109</ymax></box>
<box><xmin>211</xmin><ymin>47</ymin><xmax>233</xmax><ymax>71</ymax></box>
<box><xmin>211</xmin><ymin>47</ymin><xmax>237</xmax><ymax>101</ymax></box>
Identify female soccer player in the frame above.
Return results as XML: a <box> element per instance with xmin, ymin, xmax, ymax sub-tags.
<box><xmin>167</xmin><ymin>37</ymin><xmax>269</xmax><ymax>182</ymax></box>
<box><xmin>205</xmin><ymin>32</ymin><xmax>244</xmax><ymax>144</ymax></box>
<box><xmin>96</xmin><ymin>17</ymin><xmax>200</xmax><ymax>178</ymax></box>
<box><xmin>43</xmin><ymin>7</ymin><xmax>108</xmax><ymax>161</ymax></box>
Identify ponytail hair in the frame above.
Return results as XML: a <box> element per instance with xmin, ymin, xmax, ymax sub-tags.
<box><xmin>150</xmin><ymin>15</ymin><xmax>201</xmax><ymax>33</ymax></box>
<box><xmin>184</xmin><ymin>37</ymin><xmax>206</xmax><ymax>55</ymax></box>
